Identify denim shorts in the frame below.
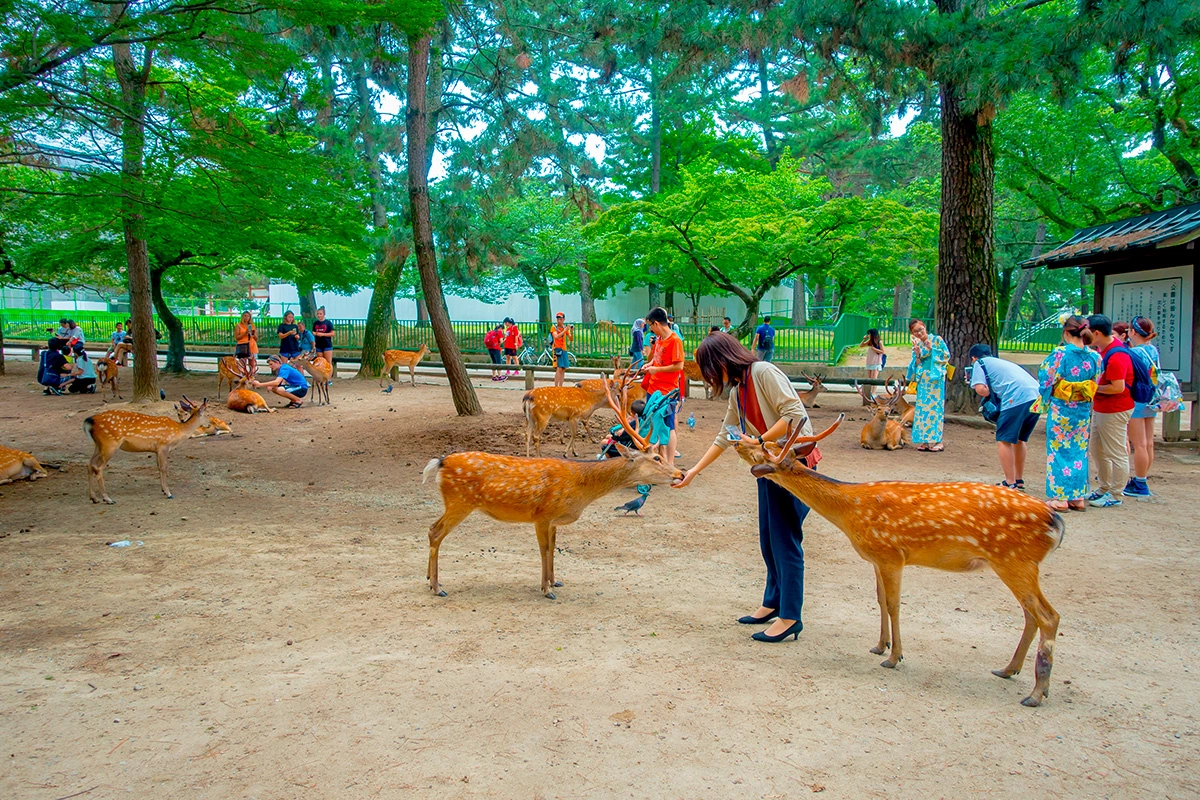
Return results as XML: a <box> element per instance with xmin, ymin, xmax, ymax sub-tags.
<box><xmin>554</xmin><ymin>348</ymin><xmax>570</xmax><ymax>369</ymax></box>
<box><xmin>283</xmin><ymin>384</ymin><xmax>308</xmax><ymax>399</ymax></box>
<box><xmin>996</xmin><ymin>404</ymin><xmax>1040</xmax><ymax>443</ymax></box>
<box><xmin>1131</xmin><ymin>401</ymin><xmax>1157</xmax><ymax>419</ymax></box>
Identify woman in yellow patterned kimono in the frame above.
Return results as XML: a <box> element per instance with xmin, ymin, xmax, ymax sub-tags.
<box><xmin>1036</xmin><ymin>316</ymin><xmax>1102</xmax><ymax>510</ymax></box>
<box><xmin>905</xmin><ymin>318</ymin><xmax>950</xmax><ymax>451</ymax></box>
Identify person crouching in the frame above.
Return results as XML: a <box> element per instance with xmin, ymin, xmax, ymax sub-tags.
<box><xmin>253</xmin><ymin>355</ymin><xmax>309</xmax><ymax>408</ymax></box>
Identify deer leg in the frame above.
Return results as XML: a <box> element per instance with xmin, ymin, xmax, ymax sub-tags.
<box><xmin>566</xmin><ymin>419</ymin><xmax>579</xmax><ymax>457</ymax></box>
<box><xmin>878</xmin><ymin>564</ymin><xmax>904</xmax><ymax>668</ymax></box>
<box><xmin>548</xmin><ymin>525</ymin><xmax>562</xmax><ymax>587</ymax></box>
<box><xmin>992</xmin><ymin>607</ymin><xmax>1037</xmax><ymax>679</ymax></box>
<box><xmin>409</xmin><ymin>365</ymin><xmax>417</xmax><ymax>387</ymax></box>
<box><xmin>88</xmin><ymin>445</ymin><xmax>116</xmax><ymax>505</ymax></box>
<box><xmin>993</xmin><ymin>564</ymin><xmax>1059</xmax><ymax>706</ymax></box>
<box><xmin>156</xmin><ymin>448</ymin><xmax>173</xmax><ymax>498</ymax></box>
<box><xmin>869</xmin><ymin>564</ymin><xmax>891</xmax><ymax>655</ymax></box>
<box><xmin>428</xmin><ymin>506</ymin><xmax>471</xmax><ymax>597</ymax></box>
<box><xmin>535</xmin><ymin>521</ymin><xmax>556</xmax><ymax>599</ymax></box>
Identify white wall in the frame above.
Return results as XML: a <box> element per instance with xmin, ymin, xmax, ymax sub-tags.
<box><xmin>268</xmin><ymin>283</ymin><xmax>793</xmax><ymax>324</ymax></box>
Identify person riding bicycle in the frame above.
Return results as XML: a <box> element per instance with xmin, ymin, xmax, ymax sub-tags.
<box><xmin>551</xmin><ymin>312</ymin><xmax>573</xmax><ymax>386</ymax></box>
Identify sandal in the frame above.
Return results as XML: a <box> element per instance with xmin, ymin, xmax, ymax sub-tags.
<box><xmin>1068</xmin><ymin>501</ymin><xmax>1087</xmax><ymax>512</ymax></box>
<box><xmin>286</xmin><ymin>401</ymin><xmax>303</xmax><ymax>409</ymax></box>
<box><xmin>916</xmin><ymin>445</ymin><xmax>930</xmax><ymax>452</ymax></box>
<box><xmin>927</xmin><ymin>444</ymin><xmax>944</xmax><ymax>452</ymax></box>
<box><xmin>1048</xmin><ymin>501</ymin><xmax>1070</xmax><ymax>511</ymax></box>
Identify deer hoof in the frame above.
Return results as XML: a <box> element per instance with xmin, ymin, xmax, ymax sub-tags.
<box><xmin>870</xmin><ymin>644</ymin><xmax>887</xmax><ymax>655</ymax></box>
<box><xmin>991</xmin><ymin>668</ymin><xmax>1018</xmax><ymax>679</ymax></box>
<box><xmin>103</xmin><ymin>498</ymin><xmax>116</xmax><ymax>505</ymax></box>
<box><xmin>435</xmin><ymin>589</ymin><xmax>447</xmax><ymax>598</ymax></box>
<box><xmin>880</xmin><ymin>658</ymin><xmax>900</xmax><ymax>669</ymax></box>
<box><xmin>544</xmin><ymin>591</ymin><xmax>557</xmax><ymax>600</ymax></box>
<box><xmin>1020</xmin><ymin>694</ymin><xmax>1044</xmax><ymax>708</ymax></box>
<box><xmin>553</xmin><ymin>580</ymin><xmax>563</xmax><ymax>588</ymax></box>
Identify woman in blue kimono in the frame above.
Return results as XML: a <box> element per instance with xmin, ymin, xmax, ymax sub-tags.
<box><xmin>905</xmin><ymin>318</ymin><xmax>950</xmax><ymax>451</ymax></box>
<box><xmin>1036</xmin><ymin>316</ymin><xmax>1102</xmax><ymax>511</ymax></box>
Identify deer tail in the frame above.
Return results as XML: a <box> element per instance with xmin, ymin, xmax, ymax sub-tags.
<box><xmin>522</xmin><ymin>392</ymin><xmax>535</xmax><ymax>425</ymax></box>
<box><xmin>1045</xmin><ymin>510</ymin><xmax>1066</xmax><ymax>552</ymax></box>
<box><xmin>422</xmin><ymin>458</ymin><xmax>443</xmax><ymax>485</ymax></box>
<box><xmin>82</xmin><ymin>416</ymin><xmax>96</xmax><ymax>442</ymax></box>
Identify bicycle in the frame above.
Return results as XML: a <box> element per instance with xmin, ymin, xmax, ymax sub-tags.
<box><xmin>517</xmin><ymin>337</ymin><xmax>578</xmax><ymax>368</ymax></box>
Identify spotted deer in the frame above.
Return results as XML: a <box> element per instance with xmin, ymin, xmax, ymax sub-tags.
<box><xmin>95</xmin><ymin>357</ymin><xmax>121</xmax><ymax>401</ymax></box>
<box><xmin>84</xmin><ymin>397</ymin><xmax>210</xmax><ymax>504</ymax></box>
<box><xmin>424</xmin><ymin>372</ymin><xmax>683</xmax><ymax>599</ymax></box>
<box><xmin>733</xmin><ymin>416</ymin><xmax>1063</xmax><ymax>707</ymax></box>
<box><xmin>523</xmin><ymin>381</ymin><xmax>621</xmax><ymax>457</ymax></box>
<box><xmin>0</xmin><ymin>445</ymin><xmax>48</xmax><ymax>485</ymax></box>
<box><xmin>295</xmin><ymin>353</ymin><xmax>332</xmax><ymax>406</ymax></box>
<box><xmin>177</xmin><ymin>397</ymin><xmax>232</xmax><ymax>437</ymax></box>
<box><xmin>799</xmin><ymin>371</ymin><xmax>825</xmax><ymax>408</ymax></box>
<box><xmin>224</xmin><ymin>360</ymin><xmax>273</xmax><ymax>413</ymax></box>
<box><xmin>381</xmin><ymin>344</ymin><xmax>430</xmax><ymax>388</ymax></box>
<box><xmin>856</xmin><ymin>382</ymin><xmax>905</xmax><ymax>450</ymax></box>
<box><xmin>216</xmin><ymin>356</ymin><xmax>242</xmax><ymax>396</ymax></box>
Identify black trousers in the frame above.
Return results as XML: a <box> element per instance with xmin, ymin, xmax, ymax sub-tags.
<box><xmin>757</xmin><ymin>477</ymin><xmax>810</xmax><ymax>621</ymax></box>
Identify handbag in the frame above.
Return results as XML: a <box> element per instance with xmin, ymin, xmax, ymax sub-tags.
<box><xmin>977</xmin><ymin>360</ymin><xmax>1001</xmax><ymax>424</ymax></box>
<box><xmin>946</xmin><ymin>365</ymin><xmax>956</xmax><ymax>381</ymax></box>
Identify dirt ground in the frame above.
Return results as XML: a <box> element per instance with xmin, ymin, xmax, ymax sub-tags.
<box><xmin>1</xmin><ymin>358</ymin><xmax>1198</xmax><ymax>800</ymax></box>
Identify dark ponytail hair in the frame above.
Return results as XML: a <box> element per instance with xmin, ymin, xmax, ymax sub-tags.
<box><xmin>1063</xmin><ymin>315</ymin><xmax>1093</xmax><ymax>346</ymax></box>
<box><xmin>695</xmin><ymin>332</ymin><xmax>759</xmax><ymax>397</ymax></box>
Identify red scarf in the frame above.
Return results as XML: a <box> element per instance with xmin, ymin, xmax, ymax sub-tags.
<box><xmin>739</xmin><ymin>368</ymin><xmax>821</xmax><ymax>469</ymax></box>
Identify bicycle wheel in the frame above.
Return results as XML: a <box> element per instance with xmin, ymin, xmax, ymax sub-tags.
<box><xmin>518</xmin><ymin>347</ymin><xmax>536</xmax><ymax>366</ymax></box>
<box><xmin>567</xmin><ymin>352</ymin><xmax>578</xmax><ymax>367</ymax></box>
<box><xmin>537</xmin><ymin>350</ymin><xmax>552</xmax><ymax>367</ymax></box>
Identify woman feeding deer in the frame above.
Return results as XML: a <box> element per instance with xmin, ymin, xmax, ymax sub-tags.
<box><xmin>673</xmin><ymin>332</ymin><xmax>817</xmax><ymax>644</ymax></box>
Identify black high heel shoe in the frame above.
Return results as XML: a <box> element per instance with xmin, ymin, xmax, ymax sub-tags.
<box><xmin>737</xmin><ymin>612</ymin><xmax>779</xmax><ymax>625</ymax></box>
<box><xmin>751</xmin><ymin>620</ymin><xmax>802</xmax><ymax>643</ymax></box>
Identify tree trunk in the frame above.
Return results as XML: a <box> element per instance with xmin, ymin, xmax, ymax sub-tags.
<box><xmin>664</xmin><ymin>289</ymin><xmax>675</xmax><ymax>316</ymax></box>
<box><xmin>296</xmin><ymin>276</ymin><xmax>319</xmax><ymax>321</ymax></box>
<box><xmin>891</xmin><ymin>275</ymin><xmax>914</xmax><ymax>329</ymax></box>
<box><xmin>113</xmin><ymin>40</ymin><xmax>159</xmax><ymax>402</ymax></box>
<box><xmin>537</xmin><ymin>289</ymin><xmax>552</xmax><ymax>329</ymax></box>
<box><xmin>1001</xmin><ymin>221</ymin><xmax>1045</xmax><ymax>339</ymax></box>
<box><xmin>417</xmin><ymin>294</ymin><xmax>430</xmax><ymax>326</ymax></box>
<box><xmin>1033</xmin><ymin>287</ymin><xmax>1050</xmax><ymax>321</ymax></box>
<box><xmin>757</xmin><ymin>50</ymin><xmax>780</xmax><ymax>169</ymax></box>
<box><xmin>812</xmin><ymin>281</ymin><xmax>826</xmax><ymax>321</ymax></box>
<box><xmin>792</xmin><ymin>275</ymin><xmax>807</xmax><ymax>326</ymax></box>
<box><xmin>151</xmin><ymin>266</ymin><xmax>186</xmax><ymax>373</ymax></box>
<box><xmin>407</xmin><ymin>32</ymin><xmax>481</xmax><ymax>416</ymax></box>
<box><xmin>935</xmin><ymin>79</ymin><xmax>997</xmax><ymax>413</ymax></box>
<box><xmin>735</xmin><ymin>291</ymin><xmax>766</xmax><ymax>339</ymax></box>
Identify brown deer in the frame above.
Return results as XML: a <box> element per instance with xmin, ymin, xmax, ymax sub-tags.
<box><xmin>0</xmin><ymin>445</ymin><xmax>48</xmax><ymax>485</ymax></box>
<box><xmin>522</xmin><ymin>384</ymin><xmax>615</xmax><ymax>456</ymax></box>
<box><xmin>216</xmin><ymin>356</ymin><xmax>242</xmax><ymax>396</ymax></box>
<box><xmin>683</xmin><ymin>358</ymin><xmax>714</xmax><ymax>400</ymax></box>
<box><xmin>224</xmin><ymin>360</ymin><xmax>273</xmax><ymax>413</ymax></box>
<box><xmin>424</xmin><ymin>373</ymin><xmax>683</xmax><ymax>599</ymax></box>
<box><xmin>84</xmin><ymin>396</ymin><xmax>211</xmax><ymax>504</ymax></box>
<box><xmin>732</xmin><ymin>416</ymin><xmax>1063</xmax><ymax>707</ymax></box>
<box><xmin>574</xmin><ymin>357</ymin><xmax>646</xmax><ymax>434</ymax></box>
<box><xmin>294</xmin><ymin>353</ymin><xmax>332</xmax><ymax>406</ymax></box>
<box><xmin>799</xmin><ymin>371</ymin><xmax>825</xmax><ymax>408</ymax></box>
<box><xmin>856</xmin><ymin>382</ymin><xmax>905</xmax><ymax>450</ymax></box>
<box><xmin>887</xmin><ymin>377</ymin><xmax>915</xmax><ymax>427</ymax></box>
<box><xmin>176</xmin><ymin>398</ymin><xmax>232</xmax><ymax>437</ymax></box>
<box><xmin>95</xmin><ymin>357</ymin><xmax>121</xmax><ymax>401</ymax></box>
<box><xmin>381</xmin><ymin>344</ymin><xmax>430</xmax><ymax>388</ymax></box>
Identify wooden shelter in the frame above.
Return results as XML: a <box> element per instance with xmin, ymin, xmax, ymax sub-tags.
<box><xmin>1023</xmin><ymin>202</ymin><xmax>1199</xmax><ymax>441</ymax></box>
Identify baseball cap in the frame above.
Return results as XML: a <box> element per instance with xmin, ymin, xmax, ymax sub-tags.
<box><xmin>555</xmin><ymin>312</ymin><xmax>565</xmax><ymax>318</ymax></box>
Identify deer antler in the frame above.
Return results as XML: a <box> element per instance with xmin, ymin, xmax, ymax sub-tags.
<box><xmin>765</xmin><ymin>414</ymin><xmax>846</xmax><ymax>464</ymax></box>
<box><xmin>602</xmin><ymin>367</ymin><xmax>650</xmax><ymax>451</ymax></box>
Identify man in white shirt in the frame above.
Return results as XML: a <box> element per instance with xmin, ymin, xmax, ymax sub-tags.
<box><xmin>969</xmin><ymin>344</ymin><xmax>1041</xmax><ymax>491</ymax></box>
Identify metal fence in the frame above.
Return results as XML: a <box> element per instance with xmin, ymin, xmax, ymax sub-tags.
<box><xmin>0</xmin><ymin>308</ymin><xmax>1062</xmax><ymax>362</ymax></box>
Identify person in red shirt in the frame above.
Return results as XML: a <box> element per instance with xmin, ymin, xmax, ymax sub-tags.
<box><xmin>501</xmin><ymin>317</ymin><xmax>522</xmax><ymax>380</ymax></box>
<box><xmin>484</xmin><ymin>323</ymin><xmax>504</xmax><ymax>381</ymax></box>
<box><xmin>642</xmin><ymin>307</ymin><xmax>684</xmax><ymax>467</ymax></box>
<box><xmin>1087</xmin><ymin>314</ymin><xmax>1133</xmax><ymax>507</ymax></box>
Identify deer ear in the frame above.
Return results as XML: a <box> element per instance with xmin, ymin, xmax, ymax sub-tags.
<box><xmin>791</xmin><ymin>441</ymin><xmax>816</xmax><ymax>457</ymax></box>
<box><xmin>613</xmin><ymin>443</ymin><xmax>636</xmax><ymax>459</ymax></box>
<box><xmin>750</xmin><ymin>463</ymin><xmax>776</xmax><ymax>477</ymax></box>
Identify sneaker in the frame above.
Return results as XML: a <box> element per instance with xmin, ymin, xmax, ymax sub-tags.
<box><xmin>1085</xmin><ymin>490</ymin><xmax>1107</xmax><ymax>502</ymax></box>
<box><xmin>1122</xmin><ymin>479</ymin><xmax>1151</xmax><ymax>498</ymax></box>
<box><xmin>1088</xmin><ymin>492</ymin><xmax>1122</xmax><ymax>508</ymax></box>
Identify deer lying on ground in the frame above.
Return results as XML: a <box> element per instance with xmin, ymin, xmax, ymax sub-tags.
<box><xmin>0</xmin><ymin>444</ymin><xmax>48</xmax><ymax>485</ymax></box>
<box><xmin>424</xmin><ymin>372</ymin><xmax>683</xmax><ymax>599</ymax></box>
<box><xmin>224</xmin><ymin>360</ymin><xmax>273</xmax><ymax>413</ymax></box>
<box><xmin>381</xmin><ymin>344</ymin><xmax>430</xmax><ymax>388</ymax></box>
<box><xmin>84</xmin><ymin>396</ymin><xmax>210</xmax><ymax>504</ymax></box>
<box><xmin>856</xmin><ymin>382</ymin><xmax>905</xmax><ymax>450</ymax></box>
<box><xmin>294</xmin><ymin>353</ymin><xmax>332</xmax><ymax>406</ymax></box>
<box><xmin>177</xmin><ymin>397</ymin><xmax>232</xmax><ymax>437</ymax></box>
<box><xmin>95</xmin><ymin>357</ymin><xmax>121</xmax><ymax>401</ymax></box>
<box><xmin>887</xmin><ymin>377</ymin><xmax>915</xmax><ymax>427</ymax></box>
<box><xmin>732</xmin><ymin>416</ymin><xmax>1063</xmax><ymax>707</ymax></box>
<box><xmin>799</xmin><ymin>371</ymin><xmax>825</xmax><ymax>408</ymax></box>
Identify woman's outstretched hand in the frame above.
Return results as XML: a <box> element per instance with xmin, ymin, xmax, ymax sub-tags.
<box><xmin>672</xmin><ymin>469</ymin><xmax>695</xmax><ymax>489</ymax></box>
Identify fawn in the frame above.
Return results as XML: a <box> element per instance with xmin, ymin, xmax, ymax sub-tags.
<box><xmin>424</xmin><ymin>373</ymin><xmax>682</xmax><ymax>599</ymax></box>
<box><xmin>381</xmin><ymin>344</ymin><xmax>430</xmax><ymax>388</ymax></box>
<box><xmin>0</xmin><ymin>445</ymin><xmax>48</xmax><ymax>485</ymax></box>
<box><xmin>733</xmin><ymin>416</ymin><xmax>1063</xmax><ymax>707</ymax></box>
<box><xmin>85</xmin><ymin>396</ymin><xmax>210</xmax><ymax>504</ymax></box>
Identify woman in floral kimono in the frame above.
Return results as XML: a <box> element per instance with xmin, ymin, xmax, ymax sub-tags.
<box><xmin>905</xmin><ymin>318</ymin><xmax>950</xmax><ymax>451</ymax></box>
<box><xmin>1036</xmin><ymin>316</ymin><xmax>1102</xmax><ymax>511</ymax></box>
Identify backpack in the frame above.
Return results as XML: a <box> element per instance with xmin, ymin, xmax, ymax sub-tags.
<box><xmin>1133</xmin><ymin>346</ymin><xmax>1183</xmax><ymax>411</ymax></box>
<box><xmin>1102</xmin><ymin>345</ymin><xmax>1154</xmax><ymax>405</ymax></box>
<box><xmin>759</xmin><ymin>326</ymin><xmax>774</xmax><ymax>348</ymax></box>
<box><xmin>977</xmin><ymin>360</ymin><xmax>1002</xmax><ymax>424</ymax></box>
<box><xmin>513</xmin><ymin>329</ymin><xmax>523</xmax><ymax>349</ymax></box>
<box><xmin>37</xmin><ymin>350</ymin><xmax>51</xmax><ymax>384</ymax></box>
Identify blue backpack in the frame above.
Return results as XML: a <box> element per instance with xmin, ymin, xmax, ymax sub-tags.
<box><xmin>1101</xmin><ymin>345</ymin><xmax>1155</xmax><ymax>405</ymax></box>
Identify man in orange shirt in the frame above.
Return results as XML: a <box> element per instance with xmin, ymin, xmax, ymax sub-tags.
<box><xmin>550</xmin><ymin>312</ymin><xmax>573</xmax><ymax>386</ymax></box>
<box><xmin>642</xmin><ymin>307</ymin><xmax>685</xmax><ymax>466</ymax></box>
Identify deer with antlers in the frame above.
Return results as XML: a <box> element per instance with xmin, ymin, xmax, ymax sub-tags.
<box><xmin>294</xmin><ymin>353</ymin><xmax>332</xmax><ymax>406</ymax></box>
<box><xmin>0</xmin><ymin>444</ymin><xmax>48</xmax><ymax>485</ymax></box>
<box><xmin>424</xmin><ymin>372</ymin><xmax>683</xmax><ymax>599</ymax></box>
<box><xmin>887</xmin><ymin>377</ymin><xmax>915</xmax><ymax>427</ymax></box>
<box><xmin>176</xmin><ymin>397</ymin><xmax>232</xmax><ymax>437</ymax></box>
<box><xmin>216</xmin><ymin>356</ymin><xmax>243</xmax><ymax>396</ymax></box>
<box><xmin>84</xmin><ymin>397</ymin><xmax>211</xmax><ymax>504</ymax></box>
<box><xmin>855</xmin><ymin>382</ymin><xmax>905</xmax><ymax>450</ymax></box>
<box><xmin>223</xmin><ymin>360</ymin><xmax>273</xmax><ymax>413</ymax></box>
<box><xmin>95</xmin><ymin>357</ymin><xmax>121</xmax><ymax>401</ymax></box>
<box><xmin>381</xmin><ymin>344</ymin><xmax>430</xmax><ymax>388</ymax></box>
<box><xmin>732</xmin><ymin>416</ymin><xmax>1063</xmax><ymax>707</ymax></box>
<box><xmin>799</xmin><ymin>372</ymin><xmax>825</xmax><ymax>408</ymax></box>
<box><xmin>573</xmin><ymin>357</ymin><xmax>646</xmax><ymax>437</ymax></box>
